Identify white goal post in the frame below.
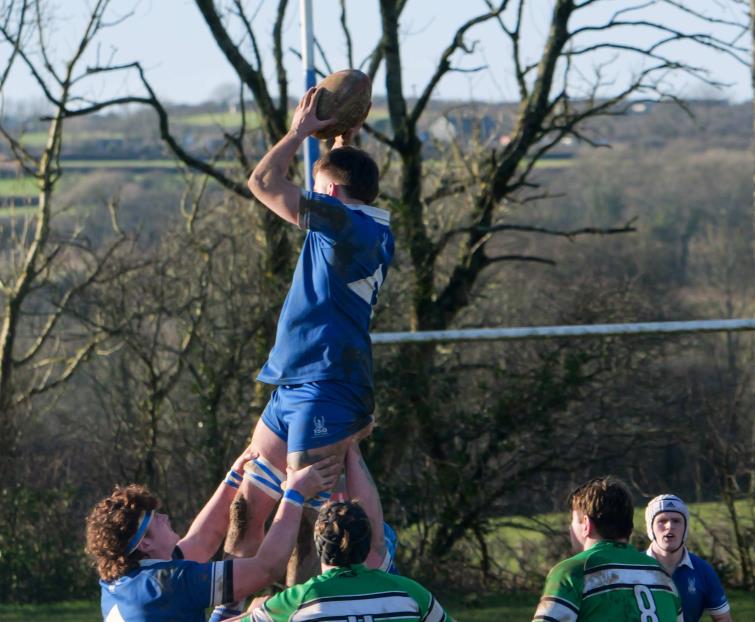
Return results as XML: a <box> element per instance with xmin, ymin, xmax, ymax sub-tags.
<box><xmin>370</xmin><ymin>319</ymin><xmax>755</xmax><ymax>345</ymax></box>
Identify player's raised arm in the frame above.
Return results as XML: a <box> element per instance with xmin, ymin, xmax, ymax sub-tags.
<box><xmin>177</xmin><ymin>446</ymin><xmax>256</xmax><ymax>562</ymax></box>
<box><xmin>345</xmin><ymin>442</ymin><xmax>388</xmax><ymax>569</ymax></box>
<box><xmin>247</xmin><ymin>88</ymin><xmax>332</xmax><ymax>226</ymax></box>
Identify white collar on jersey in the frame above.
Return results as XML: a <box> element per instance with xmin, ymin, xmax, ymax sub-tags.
<box><xmin>646</xmin><ymin>545</ymin><xmax>694</xmax><ymax>569</ymax></box>
<box><xmin>138</xmin><ymin>558</ymin><xmax>171</xmax><ymax>567</ymax></box>
<box><xmin>346</xmin><ymin>203</ymin><xmax>391</xmax><ymax>226</ymax></box>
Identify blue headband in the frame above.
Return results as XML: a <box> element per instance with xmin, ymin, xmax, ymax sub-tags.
<box><xmin>126</xmin><ymin>510</ymin><xmax>154</xmax><ymax>555</ymax></box>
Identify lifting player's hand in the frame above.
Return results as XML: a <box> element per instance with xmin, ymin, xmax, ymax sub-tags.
<box><xmin>230</xmin><ymin>444</ymin><xmax>257</xmax><ymax>476</ymax></box>
<box><xmin>290</xmin><ymin>87</ymin><xmax>333</xmax><ymax>141</ymax></box>
<box><xmin>285</xmin><ymin>455</ymin><xmax>341</xmax><ymax>499</ymax></box>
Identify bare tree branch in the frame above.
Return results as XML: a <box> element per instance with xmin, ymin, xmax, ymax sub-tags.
<box><xmin>410</xmin><ymin>2</ymin><xmax>509</xmax><ymax>127</ymax></box>
<box><xmin>339</xmin><ymin>0</ymin><xmax>354</xmax><ymax>68</ymax></box>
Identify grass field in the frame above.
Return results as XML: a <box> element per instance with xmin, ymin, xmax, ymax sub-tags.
<box><xmin>0</xmin><ymin>176</ymin><xmax>39</xmax><ymax>197</ymax></box>
<box><xmin>9</xmin><ymin>130</ymin><xmax>126</xmax><ymax>149</ymax></box>
<box><xmin>180</xmin><ymin>110</ymin><xmax>263</xmax><ymax>127</ymax></box>
<box><xmin>60</xmin><ymin>159</ymin><xmax>185</xmax><ymax>170</ymax></box>
<box><xmin>1</xmin><ymin>590</ymin><xmax>753</xmax><ymax>621</ymax></box>
<box><xmin>179</xmin><ymin>109</ymin><xmax>391</xmax><ymax>129</ymax></box>
<box><xmin>0</xmin><ymin>205</ymin><xmax>37</xmax><ymax>218</ymax></box>
<box><xmin>0</xmin><ymin>501</ymin><xmax>750</xmax><ymax>620</ymax></box>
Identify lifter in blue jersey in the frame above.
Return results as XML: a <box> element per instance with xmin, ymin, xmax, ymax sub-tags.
<box><xmin>645</xmin><ymin>495</ymin><xmax>732</xmax><ymax>622</ymax></box>
<box><xmin>85</xmin><ymin>447</ymin><xmax>339</xmax><ymax>622</ymax></box>
<box><xmin>238</xmin><ymin>86</ymin><xmax>394</xmax><ymax>582</ymax></box>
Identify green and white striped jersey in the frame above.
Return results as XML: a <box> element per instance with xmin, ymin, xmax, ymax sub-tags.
<box><xmin>533</xmin><ymin>541</ymin><xmax>682</xmax><ymax>622</ymax></box>
<box><xmin>246</xmin><ymin>564</ymin><xmax>450</xmax><ymax>622</ymax></box>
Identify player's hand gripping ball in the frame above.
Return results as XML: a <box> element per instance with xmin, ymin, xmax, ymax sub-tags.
<box><xmin>314</xmin><ymin>69</ymin><xmax>372</xmax><ymax>140</ymax></box>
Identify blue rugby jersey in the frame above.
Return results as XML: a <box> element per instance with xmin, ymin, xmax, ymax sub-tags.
<box><xmin>647</xmin><ymin>547</ymin><xmax>730</xmax><ymax>621</ymax></box>
<box><xmin>257</xmin><ymin>191</ymin><xmax>394</xmax><ymax>388</ymax></box>
<box><xmin>100</xmin><ymin>557</ymin><xmax>233</xmax><ymax>622</ymax></box>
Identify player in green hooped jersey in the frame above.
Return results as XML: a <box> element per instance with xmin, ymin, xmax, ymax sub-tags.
<box><xmin>533</xmin><ymin>476</ymin><xmax>682</xmax><ymax>622</ymax></box>
<box><xmin>229</xmin><ymin>500</ymin><xmax>450</xmax><ymax>622</ymax></box>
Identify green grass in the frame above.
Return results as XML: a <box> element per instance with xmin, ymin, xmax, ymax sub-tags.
<box><xmin>448</xmin><ymin>592</ymin><xmax>539</xmax><ymax>621</ymax></box>
<box><xmin>12</xmin><ymin>130</ymin><xmax>126</xmax><ymax>149</ymax></box>
<box><xmin>532</xmin><ymin>157</ymin><xmax>573</xmax><ymax>168</ymax></box>
<box><xmin>61</xmin><ymin>159</ymin><xmax>183</xmax><ymax>169</ymax></box>
<box><xmin>0</xmin><ymin>206</ymin><xmax>37</xmax><ymax>218</ymax></box>
<box><xmin>178</xmin><ymin>109</ymin><xmax>388</xmax><ymax>129</ymax></box>
<box><xmin>0</xmin><ymin>601</ymin><xmax>99</xmax><ymax>622</ymax></box>
<box><xmin>180</xmin><ymin>110</ymin><xmax>262</xmax><ymax>127</ymax></box>
<box><xmin>480</xmin><ymin>499</ymin><xmax>754</xmax><ymax>574</ymax></box>
<box><xmin>2</xmin><ymin>591</ymin><xmax>752</xmax><ymax>622</ymax></box>
<box><xmin>0</xmin><ymin>176</ymin><xmax>39</xmax><ymax>197</ymax></box>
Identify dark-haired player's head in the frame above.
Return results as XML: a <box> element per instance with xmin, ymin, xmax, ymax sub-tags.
<box><xmin>568</xmin><ymin>476</ymin><xmax>634</xmax><ymax>551</ymax></box>
<box><xmin>314</xmin><ymin>501</ymin><xmax>372</xmax><ymax>568</ymax></box>
<box><xmin>313</xmin><ymin>147</ymin><xmax>379</xmax><ymax>204</ymax></box>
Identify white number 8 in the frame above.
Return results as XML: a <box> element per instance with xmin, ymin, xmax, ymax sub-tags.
<box><xmin>634</xmin><ymin>585</ymin><xmax>660</xmax><ymax>622</ymax></box>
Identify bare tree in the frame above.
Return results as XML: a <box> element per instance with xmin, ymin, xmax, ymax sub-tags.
<box><xmin>361</xmin><ymin>0</ymin><xmax>749</xmax><ymax>562</ymax></box>
<box><xmin>0</xmin><ymin>0</ymin><xmax>130</xmax><ymax>479</ymax></box>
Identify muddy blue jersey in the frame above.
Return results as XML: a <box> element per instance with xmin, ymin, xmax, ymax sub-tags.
<box><xmin>100</xmin><ymin>556</ymin><xmax>233</xmax><ymax>622</ymax></box>
<box><xmin>257</xmin><ymin>191</ymin><xmax>393</xmax><ymax>388</ymax></box>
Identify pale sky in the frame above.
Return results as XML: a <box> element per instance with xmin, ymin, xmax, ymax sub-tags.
<box><xmin>1</xmin><ymin>0</ymin><xmax>751</xmax><ymax>109</ymax></box>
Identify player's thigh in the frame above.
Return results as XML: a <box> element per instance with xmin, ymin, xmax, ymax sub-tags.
<box><xmin>249</xmin><ymin>414</ymin><xmax>287</xmax><ymax>471</ymax></box>
<box><xmin>239</xmin><ymin>406</ymin><xmax>289</xmax><ymax>518</ymax></box>
<box><xmin>283</xmin><ymin>381</ymin><xmax>374</xmax><ymax>470</ymax></box>
<box><xmin>287</xmin><ymin>435</ymin><xmax>353</xmax><ymax>470</ymax></box>
<box><xmin>287</xmin><ymin>421</ymin><xmax>375</xmax><ymax>469</ymax></box>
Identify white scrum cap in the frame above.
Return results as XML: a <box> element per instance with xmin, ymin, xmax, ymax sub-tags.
<box><xmin>645</xmin><ymin>494</ymin><xmax>690</xmax><ymax>542</ymax></box>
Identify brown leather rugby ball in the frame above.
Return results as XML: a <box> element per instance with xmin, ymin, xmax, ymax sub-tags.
<box><xmin>314</xmin><ymin>69</ymin><xmax>372</xmax><ymax>140</ymax></box>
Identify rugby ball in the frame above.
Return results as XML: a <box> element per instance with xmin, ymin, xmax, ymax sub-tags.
<box><xmin>314</xmin><ymin>69</ymin><xmax>372</xmax><ymax>140</ymax></box>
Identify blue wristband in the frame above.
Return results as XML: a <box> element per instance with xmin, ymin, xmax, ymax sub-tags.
<box><xmin>224</xmin><ymin>468</ymin><xmax>243</xmax><ymax>489</ymax></box>
<box><xmin>227</xmin><ymin>468</ymin><xmax>242</xmax><ymax>482</ymax></box>
<box><xmin>283</xmin><ymin>489</ymin><xmax>305</xmax><ymax>506</ymax></box>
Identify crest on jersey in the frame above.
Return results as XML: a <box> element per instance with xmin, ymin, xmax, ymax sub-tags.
<box><xmin>313</xmin><ymin>416</ymin><xmax>328</xmax><ymax>438</ymax></box>
<box><xmin>688</xmin><ymin>577</ymin><xmax>697</xmax><ymax>594</ymax></box>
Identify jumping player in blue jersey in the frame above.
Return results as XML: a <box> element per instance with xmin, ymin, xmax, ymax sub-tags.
<box><xmin>86</xmin><ymin>448</ymin><xmax>340</xmax><ymax>622</ymax></box>
<box><xmin>239</xmin><ymin>87</ymin><xmax>394</xmax><ymax>582</ymax></box>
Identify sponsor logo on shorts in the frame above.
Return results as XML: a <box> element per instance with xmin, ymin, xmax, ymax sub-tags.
<box><xmin>313</xmin><ymin>416</ymin><xmax>328</xmax><ymax>438</ymax></box>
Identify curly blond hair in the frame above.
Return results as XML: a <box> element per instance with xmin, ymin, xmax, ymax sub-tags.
<box><xmin>85</xmin><ymin>484</ymin><xmax>158</xmax><ymax>581</ymax></box>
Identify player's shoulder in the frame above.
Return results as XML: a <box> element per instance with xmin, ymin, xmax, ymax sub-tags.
<box><xmin>687</xmin><ymin>551</ymin><xmax>722</xmax><ymax>579</ymax></box>
<box><xmin>349</xmin><ymin>567</ymin><xmax>431</xmax><ymax>601</ymax></box>
<box><xmin>299</xmin><ymin>190</ymin><xmax>356</xmax><ymax>235</ymax></box>
<box><xmin>349</xmin><ymin>204</ymin><xmax>391</xmax><ymax>228</ymax></box>
<box><xmin>687</xmin><ymin>551</ymin><xmax>712</xmax><ymax>568</ymax></box>
<box><xmin>363</xmin><ymin>567</ymin><xmax>422</xmax><ymax>588</ymax></box>
<box><xmin>546</xmin><ymin>550</ymin><xmax>590</xmax><ymax>582</ymax></box>
<box><xmin>302</xmin><ymin>190</ymin><xmax>346</xmax><ymax>209</ymax></box>
<box><xmin>102</xmin><ymin>560</ymin><xmax>180</xmax><ymax>598</ymax></box>
<box><xmin>578</xmin><ymin>542</ymin><xmax>667</xmax><ymax>580</ymax></box>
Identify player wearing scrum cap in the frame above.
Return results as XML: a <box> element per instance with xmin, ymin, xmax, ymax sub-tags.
<box><xmin>645</xmin><ymin>494</ymin><xmax>732</xmax><ymax>622</ymax></box>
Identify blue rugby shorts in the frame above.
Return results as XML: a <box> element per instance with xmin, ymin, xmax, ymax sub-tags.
<box><xmin>261</xmin><ymin>380</ymin><xmax>374</xmax><ymax>453</ymax></box>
